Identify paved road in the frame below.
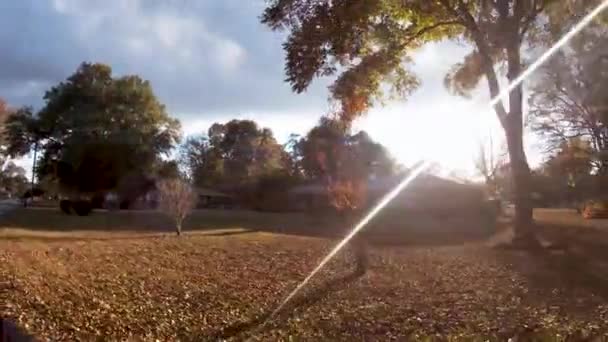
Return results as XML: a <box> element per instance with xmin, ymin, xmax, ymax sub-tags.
<box><xmin>0</xmin><ymin>199</ymin><xmax>19</xmax><ymax>217</ymax></box>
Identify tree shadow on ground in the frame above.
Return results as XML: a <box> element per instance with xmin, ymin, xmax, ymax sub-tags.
<box><xmin>0</xmin><ymin>318</ymin><xmax>36</xmax><ymax>342</ymax></box>
<box><xmin>0</xmin><ymin>207</ymin><xmax>496</xmax><ymax>247</ymax></box>
<box><xmin>498</xmin><ymin>221</ymin><xmax>608</xmax><ymax>303</ymax></box>
<box><xmin>204</xmin><ymin>271</ymin><xmax>364</xmax><ymax>340</ymax></box>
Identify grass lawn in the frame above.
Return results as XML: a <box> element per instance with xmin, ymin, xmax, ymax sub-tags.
<box><xmin>1</xmin><ymin>208</ymin><xmax>608</xmax><ymax>340</ymax></box>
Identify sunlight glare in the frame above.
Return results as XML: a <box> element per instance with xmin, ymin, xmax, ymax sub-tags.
<box><xmin>268</xmin><ymin>0</ymin><xmax>608</xmax><ymax>321</ymax></box>
<box><xmin>270</xmin><ymin>160</ymin><xmax>432</xmax><ymax>318</ymax></box>
<box><xmin>490</xmin><ymin>0</ymin><xmax>608</xmax><ymax>110</ymax></box>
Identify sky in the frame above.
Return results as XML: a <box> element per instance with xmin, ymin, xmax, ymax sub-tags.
<box><xmin>0</xmin><ymin>0</ymin><xmax>545</xmax><ymax>179</ymax></box>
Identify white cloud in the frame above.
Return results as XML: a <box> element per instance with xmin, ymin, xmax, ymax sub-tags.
<box><xmin>51</xmin><ymin>0</ymin><xmax>68</xmax><ymax>13</ymax></box>
<box><xmin>154</xmin><ymin>16</ymin><xmax>185</xmax><ymax>48</ymax></box>
<box><xmin>50</xmin><ymin>0</ymin><xmax>247</xmax><ymax>75</ymax></box>
<box><xmin>213</xmin><ymin>39</ymin><xmax>247</xmax><ymax>72</ymax></box>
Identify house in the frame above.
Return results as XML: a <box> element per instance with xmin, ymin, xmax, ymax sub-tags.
<box><xmin>288</xmin><ymin>173</ymin><xmax>496</xmax><ymax>236</ymax></box>
<box><xmin>130</xmin><ymin>188</ymin><xmax>159</xmax><ymax>210</ymax></box>
<box><xmin>288</xmin><ymin>173</ymin><xmax>485</xmax><ymax>214</ymax></box>
<box><xmin>128</xmin><ymin>186</ymin><xmax>234</xmax><ymax>210</ymax></box>
<box><xmin>196</xmin><ymin>187</ymin><xmax>234</xmax><ymax>209</ymax></box>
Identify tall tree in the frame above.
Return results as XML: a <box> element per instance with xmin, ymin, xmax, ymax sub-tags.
<box><xmin>299</xmin><ymin>117</ymin><xmax>396</xmax><ymax>181</ymax></box>
<box><xmin>0</xmin><ymin>161</ymin><xmax>28</xmax><ymax>197</ymax></box>
<box><xmin>262</xmin><ymin>0</ymin><xmax>599</xmax><ymax>244</ymax></box>
<box><xmin>182</xmin><ymin>119</ymin><xmax>288</xmax><ymax>189</ymax></box>
<box><xmin>529</xmin><ymin>25</ymin><xmax>607</xmax><ymax>175</ymax></box>
<box><xmin>283</xmin><ymin>133</ymin><xmax>305</xmax><ymax>177</ymax></box>
<box><xmin>0</xmin><ymin>98</ymin><xmax>9</xmax><ymax>167</ymax></box>
<box><xmin>301</xmin><ymin>117</ymin><xmax>381</xmax><ymax>274</ymax></box>
<box><xmin>5</xmin><ymin>62</ymin><xmax>181</xmax><ymax>196</ymax></box>
<box><xmin>540</xmin><ymin>138</ymin><xmax>595</xmax><ymax>204</ymax></box>
<box><xmin>180</xmin><ymin>134</ymin><xmax>224</xmax><ymax>188</ymax></box>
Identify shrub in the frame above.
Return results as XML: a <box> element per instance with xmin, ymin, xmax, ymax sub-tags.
<box><xmin>91</xmin><ymin>193</ymin><xmax>105</xmax><ymax>209</ymax></box>
<box><xmin>119</xmin><ymin>200</ymin><xmax>131</xmax><ymax>210</ymax></box>
<box><xmin>59</xmin><ymin>200</ymin><xmax>72</xmax><ymax>215</ymax></box>
<box><xmin>72</xmin><ymin>200</ymin><xmax>93</xmax><ymax>216</ymax></box>
<box><xmin>582</xmin><ymin>200</ymin><xmax>608</xmax><ymax>219</ymax></box>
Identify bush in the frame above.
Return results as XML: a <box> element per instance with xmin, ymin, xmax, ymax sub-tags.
<box><xmin>582</xmin><ymin>200</ymin><xmax>608</xmax><ymax>219</ymax></box>
<box><xmin>59</xmin><ymin>200</ymin><xmax>73</xmax><ymax>215</ymax></box>
<box><xmin>119</xmin><ymin>200</ymin><xmax>131</xmax><ymax>210</ymax></box>
<box><xmin>91</xmin><ymin>193</ymin><xmax>105</xmax><ymax>209</ymax></box>
<box><xmin>72</xmin><ymin>200</ymin><xmax>93</xmax><ymax>216</ymax></box>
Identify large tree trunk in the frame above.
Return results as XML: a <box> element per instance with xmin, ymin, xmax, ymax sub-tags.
<box><xmin>341</xmin><ymin>210</ymin><xmax>369</xmax><ymax>275</ymax></box>
<box><xmin>176</xmin><ymin>221</ymin><xmax>182</xmax><ymax>236</ymax></box>
<box><xmin>467</xmin><ymin>1</ymin><xmax>541</xmax><ymax>248</ymax></box>
<box><xmin>505</xmin><ymin>38</ymin><xmax>539</xmax><ymax>247</ymax></box>
<box><xmin>505</xmin><ymin>120</ymin><xmax>535</xmax><ymax>239</ymax></box>
<box><xmin>352</xmin><ymin>235</ymin><xmax>369</xmax><ymax>276</ymax></box>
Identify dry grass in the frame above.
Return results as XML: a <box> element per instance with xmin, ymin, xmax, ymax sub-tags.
<box><xmin>1</xmin><ymin>208</ymin><xmax>608</xmax><ymax>340</ymax></box>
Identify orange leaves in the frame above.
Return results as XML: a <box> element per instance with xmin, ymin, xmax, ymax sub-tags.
<box><xmin>339</xmin><ymin>94</ymin><xmax>369</xmax><ymax>123</ymax></box>
<box><xmin>327</xmin><ymin>178</ymin><xmax>368</xmax><ymax>211</ymax></box>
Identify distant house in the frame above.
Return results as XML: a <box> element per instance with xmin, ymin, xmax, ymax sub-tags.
<box><xmin>131</xmin><ymin>188</ymin><xmax>159</xmax><ymax>210</ymax></box>
<box><xmin>128</xmin><ymin>186</ymin><xmax>235</xmax><ymax>210</ymax></box>
<box><xmin>288</xmin><ymin>173</ymin><xmax>495</xmax><ymax>235</ymax></box>
<box><xmin>288</xmin><ymin>173</ymin><xmax>485</xmax><ymax>215</ymax></box>
<box><xmin>196</xmin><ymin>187</ymin><xmax>234</xmax><ymax>209</ymax></box>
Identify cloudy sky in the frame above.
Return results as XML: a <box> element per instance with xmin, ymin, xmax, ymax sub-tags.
<box><xmin>1</xmin><ymin>0</ymin><xmax>545</xmax><ymax>178</ymax></box>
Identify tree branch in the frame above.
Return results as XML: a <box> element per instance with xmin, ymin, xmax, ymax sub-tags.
<box><xmin>440</xmin><ymin>0</ymin><xmax>509</xmax><ymax>125</ymax></box>
<box><xmin>520</xmin><ymin>0</ymin><xmax>545</xmax><ymax>36</ymax></box>
<box><xmin>401</xmin><ymin>20</ymin><xmax>461</xmax><ymax>46</ymax></box>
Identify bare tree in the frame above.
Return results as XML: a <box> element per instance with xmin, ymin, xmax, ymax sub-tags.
<box><xmin>475</xmin><ymin>136</ymin><xmax>508</xmax><ymax>198</ymax></box>
<box><xmin>157</xmin><ymin>178</ymin><xmax>197</xmax><ymax>236</ymax></box>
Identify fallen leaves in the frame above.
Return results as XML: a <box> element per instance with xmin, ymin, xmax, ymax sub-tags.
<box><xmin>1</xmin><ymin>233</ymin><xmax>607</xmax><ymax>340</ymax></box>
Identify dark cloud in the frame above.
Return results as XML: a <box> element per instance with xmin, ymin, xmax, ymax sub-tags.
<box><xmin>0</xmin><ymin>0</ymin><xmax>331</xmax><ymax>117</ymax></box>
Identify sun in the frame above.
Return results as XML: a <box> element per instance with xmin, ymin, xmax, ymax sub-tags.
<box><xmin>356</xmin><ymin>99</ymin><xmax>501</xmax><ymax>174</ymax></box>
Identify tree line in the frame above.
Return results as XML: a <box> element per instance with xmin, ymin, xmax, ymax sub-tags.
<box><xmin>0</xmin><ymin>62</ymin><xmax>397</xmax><ymax>209</ymax></box>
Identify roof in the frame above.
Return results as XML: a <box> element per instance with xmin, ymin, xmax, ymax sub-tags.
<box><xmin>196</xmin><ymin>187</ymin><xmax>232</xmax><ymax>198</ymax></box>
<box><xmin>290</xmin><ymin>173</ymin><xmax>476</xmax><ymax>195</ymax></box>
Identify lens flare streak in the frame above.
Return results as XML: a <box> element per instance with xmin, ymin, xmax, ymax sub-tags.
<box><xmin>490</xmin><ymin>0</ymin><xmax>608</xmax><ymax>108</ymax></box>
<box><xmin>270</xmin><ymin>160</ymin><xmax>432</xmax><ymax>317</ymax></box>
<box><xmin>269</xmin><ymin>0</ymin><xmax>608</xmax><ymax>321</ymax></box>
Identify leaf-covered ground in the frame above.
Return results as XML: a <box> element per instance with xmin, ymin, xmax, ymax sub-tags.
<box><xmin>2</xmin><ymin>225</ymin><xmax>608</xmax><ymax>341</ymax></box>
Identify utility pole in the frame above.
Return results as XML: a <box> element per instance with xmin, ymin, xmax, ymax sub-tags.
<box><xmin>26</xmin><ymin>140</ymin><xmax>38</xmax><ymax>208</ymax></box>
